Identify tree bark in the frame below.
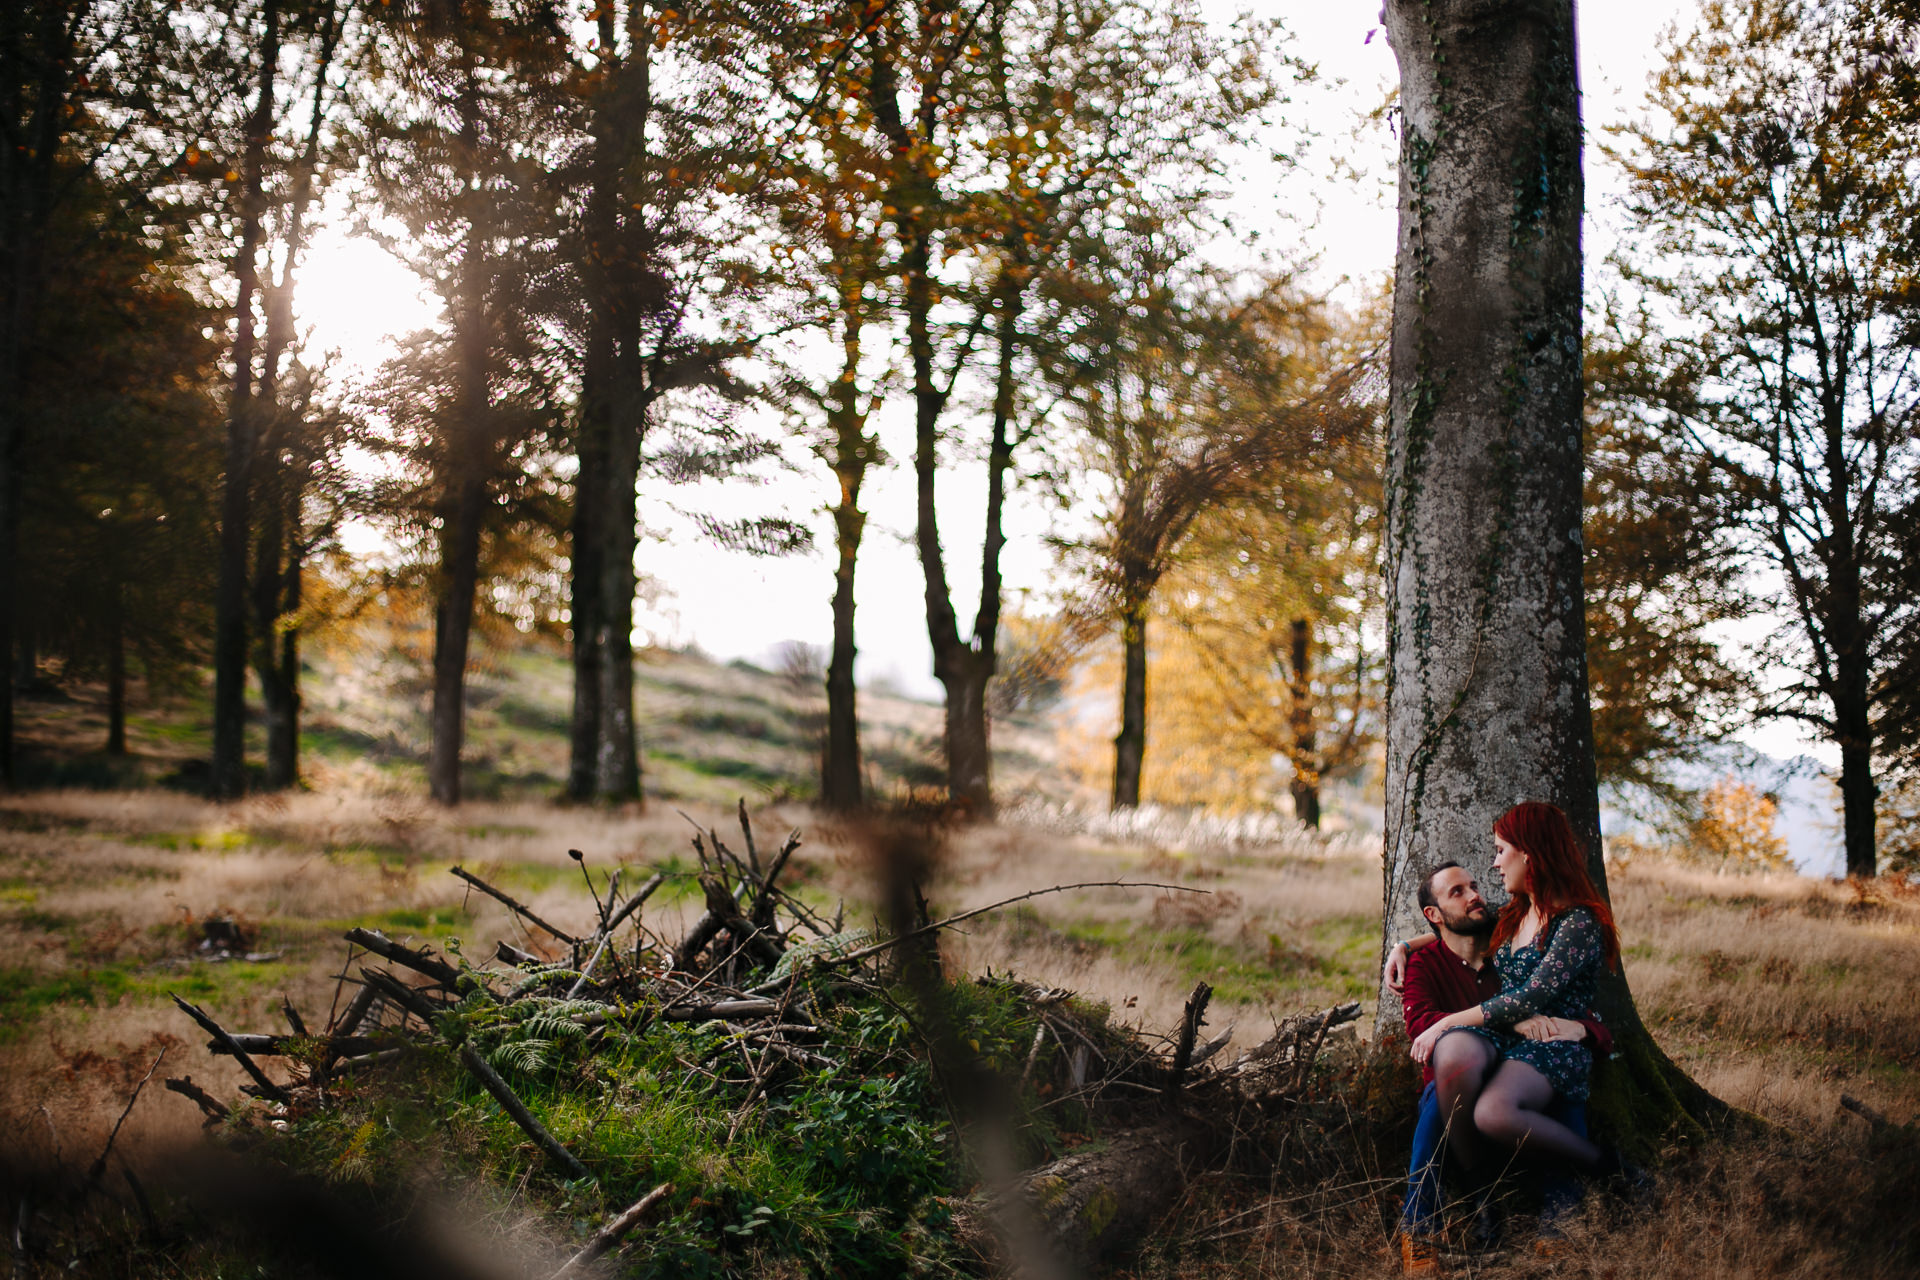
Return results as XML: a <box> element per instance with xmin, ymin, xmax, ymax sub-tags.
<box><xmin>429</xmin><ymin>470</ymin><xmax>486</xmax><ymax>806</ymax></box>
<box><xmin>0</xmin><ymin>1</ymin><xmax>81</xmax><ymax>786</ymax></box>
<box><xmin>211</xmin><ymin>0</ymin><xmax>283</xmax><ymax>800</ymax></box>
<box><xmin>567</xmin><ymin>367</ymin><xmax>608</xmax><ymax>802</ymax></box>
<box><xmin>1111</xmin><ymin>593</ymin><xmax>1147</xmax><ymax>810</ymax></box>
<box><xmin>106</xmin><ymin>580</ymin><xmax>126</xmax><ymax>756</ymax></box>
<box><xmin>591</xmin><ymin>355</ymin><xmax>641</xmax><ymax>801</ymax></box>
<box><xmin>1287</xmin><ymin>618</ymin><xmax>1319</xmax><ymax>828</ymax></box>
<box><xmin>1378</xmin><ymin>0</ymin><xmax>1719</xmax><ymax>1143</ymax></box>
<box><xmin>821</xmin><ymin>295</ymin><xmax>872</xmax><ymax>810</ymax></box>
<box><xmin>567</xmin><ymin>0</ymin><xmax>646</xmax><ymax>805</ymax></box>
<box><xmin>249</xmin><ymin>0</ymin><xmax>338</xmax><ymax>794</ymax></box>
<box><xmin>429</xmin><ymin>54</ymin><xmax>493</xmax><ymax>809</ymax></box>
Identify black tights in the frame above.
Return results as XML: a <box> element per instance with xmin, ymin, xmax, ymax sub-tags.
<box><xmin>1430</xmin><ymin>1030</ymin><xmax>1600</xmax><ymax>1171</ymax></box>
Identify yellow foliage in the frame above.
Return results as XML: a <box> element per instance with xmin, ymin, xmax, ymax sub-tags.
<box><xmin>1687</xmin><ymin>777</ymin><xmax>1792</xmax><ymax>873</ymax></box>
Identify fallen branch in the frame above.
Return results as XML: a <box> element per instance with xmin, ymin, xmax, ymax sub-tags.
<box><xmin>549</xmin><ymin>1182</ymin><xmax>672</xmax><ymax>1279</ymax></box>
<box><xmin>1840</xmin><ymin>1093</ymin><xmax>1890</xmax><ymax>1133</ymax></box>
<box><xmin>457</xmin><ymin>1043</ymin><xmax>592</xmax><ymax>1182</ymax></box>
<box><xmin>358</xmin><ymin>969</ymin><xmax>444</xmax><ymax>1026</ymax></box>
<box><xmin>342</xmin><ymin>928</ymin><xmax>463</xmax><ymax>988</ymax></box>
<box><xmin>164</xmin><ymin>1076</ymin><xmax>229</xmax><ymax>1124</ymax></box>
<box><xmin>211</xmin><ymin>1034</ymin><xmax>380</xmax><ymax>1059</ymax></box>
<box><xmin>452</xmin><ymin>866</ymin><xmax>581</xmax><ymax>945</ymax></box>
<box><xmin>171</xmin><ymin>996</ymin><xmax>290</xmax><ymax>1105</ymax></box>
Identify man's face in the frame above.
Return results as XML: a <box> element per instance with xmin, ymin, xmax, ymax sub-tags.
<box><xmin>1423</xmin><ymin>866</ymin><xmax>1493</xmax><ymax>937</ymax></box>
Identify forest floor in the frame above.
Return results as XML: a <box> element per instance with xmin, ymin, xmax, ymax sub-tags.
<box><xmin>2</xmin><ymin>654</ymin><xmax>1918</xmax><ymax>1277</ymax></box>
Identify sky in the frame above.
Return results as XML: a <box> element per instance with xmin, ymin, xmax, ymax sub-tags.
<box><xmin>294</xmin><ymin>0</ymin><xmax>1838</xmax><ymax>781</ymax></box>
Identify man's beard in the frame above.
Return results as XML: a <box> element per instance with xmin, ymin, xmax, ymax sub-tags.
<box><xmin>1444</xmin><ymin>908</ymin><xmax>1496</xmax><ymax>938</ymax></box>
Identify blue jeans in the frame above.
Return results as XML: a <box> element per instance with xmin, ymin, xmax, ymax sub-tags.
<box><xmin>1399</xmin><ymin>1082</ymin><xmax>1588</xmax><ymax>1237</ymax></box>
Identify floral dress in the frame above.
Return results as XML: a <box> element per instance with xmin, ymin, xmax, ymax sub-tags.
<box><xmin>1460</xmin><ymin>906</ymin><xmax>1604</xmax><ymax>1101</ymax></box>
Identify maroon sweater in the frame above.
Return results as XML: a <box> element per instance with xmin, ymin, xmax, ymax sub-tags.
<box><xmin>1401</xmin><ymin>939</ymin><xmax>1614</xmax><ymax>1088</ymax></box>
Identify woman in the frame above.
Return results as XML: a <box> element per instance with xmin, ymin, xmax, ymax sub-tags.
<box><xmin>1408</xmin><ymin>801</ymin><xmax>1621</xmax><ymax>1173</ymax></box>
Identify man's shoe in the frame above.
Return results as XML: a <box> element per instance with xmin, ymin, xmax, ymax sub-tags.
<box><xmin>1464</xmin><ymin>1186</ymin><xmax>1504</xmax><ymax>1251</ymax></box>
<box><xmin>1399</xmin><ymin>1233</ymin><xmax>1440</xmax><ymax>1276</ymax></box>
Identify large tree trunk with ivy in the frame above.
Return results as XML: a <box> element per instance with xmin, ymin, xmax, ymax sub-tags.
<box><xmin>1377</xmin><ymin>0</ymin><xmax>1722</xmax><ymax>1145</ymax></box>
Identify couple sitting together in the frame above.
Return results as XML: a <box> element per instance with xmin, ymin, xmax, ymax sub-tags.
<box><xmin>1383</xmin><ymin>801</ymin><xmax>1635</xmax><ymax>1273</ymax></box>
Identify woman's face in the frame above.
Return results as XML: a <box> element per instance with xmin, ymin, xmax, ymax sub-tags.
<box><xmin>1492</xmin><ymin>832</ymin><xmax>1530</xmax><ymax>896</ymax></box>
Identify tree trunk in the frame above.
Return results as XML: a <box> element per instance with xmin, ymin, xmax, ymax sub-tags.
<box><xmin>567</xmin><ymin>370</ymin><xmax>607</xmax><ymax>802</ymax></box>
<box><xmin>823</xmin><ymin>499</ymin><xmax>865</xmax><ymax>808</ymax></box>
<box><xmin>429</xmin><ymin>471</ymin><xmax>486</xmax><ymax>806</ymax></box>
<box><xmin>567</xmin><ymin>1</ymin><xmax>646</xmax><ymax>805</ymax></box>
<box><xmin>12</xmin><ymin>619</ymin><xmax>34</xmax><ymax>691</ymax></box>
<box><xmin>249</xmin><ymin>0</ymin><xmax>337</xmax><ymax>796</ymax></box>
<box><xmin>1378</xmin><ymin>0</ymin><xmax>1720</xmax><ymax>1144</ymax></box>
<box><xmin>1288</xmin><ymin>618</ymin><xmax>1320</xmax><ymax>828</ymax></box>
<box><xmin>822</xmin><ymin>300</ymin><xmax>871</xmax><ymax>810</ymax></box>
<box><xmin>106</xmin><ymin>580</ymin><xmax>126</xmax><ymax>756</ymax></box>
<box><xmin>1111</xmin><ymin>594</ymin><xmax>1147</xmax><ymax>809</ymax></box>
<box><xmin>260</xmin><ymin>543</ymin><xmax>301</xmax><ymax>789</ymax></box>
<box><xmin>0</xmin><ymin>1</ymin><xmax>79</xmax><ymax>786</ymax></box>
<box><xmin>591</xmin><ymin>355</ymin><xmax>642</xmax><ymax>801</ymax></box>
<box><xmin>1837</xmin><ymin>717</ymin><xmax>1877</xmax><ymax>879</ymax></box>
<box><xmin>211</xmin><ymin>0</ymin><xmax>282</xmax><ymax>800</ymax></box>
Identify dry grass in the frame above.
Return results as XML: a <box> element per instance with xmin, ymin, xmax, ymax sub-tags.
<box><xmin>3</xmin><ymin>784</ymin><xmax>1918</xmax><ymax>1279</ymax></box>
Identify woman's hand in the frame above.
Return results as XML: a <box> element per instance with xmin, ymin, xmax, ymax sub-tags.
<box><xmin>1410</xmin><ymin>1018</ymin><xmax>1453</xmax><ymax>1065</ymax></box>
<box><xmin>1514</xmin><ymin>1016</ymin><xmax>1583</xmax><ymax>1042</ymax></box>
<box><xmin>1385</xmin><ymin>942</ymin><xmax>1410</xmax><ymax>993</ymax></box>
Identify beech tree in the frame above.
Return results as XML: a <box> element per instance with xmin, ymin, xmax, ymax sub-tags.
<box><xmin>1377</xmin><ymin>0</ymin><xmax>1719</xmax><ymax>1137</ymax></box>
<box><xmin>556</xmin><ymin>0</ymin><xmax>783</xmax><ymax>805</ymax></box>
<box><xmin>1613</xmin><ymin>0</ymin><xmax>1920</xmax><ymax>876</ymax></box>
<box><xmin>360</xmin><ymin>0</ymin><xmax>570</xmax><ymax>805</ymax></box>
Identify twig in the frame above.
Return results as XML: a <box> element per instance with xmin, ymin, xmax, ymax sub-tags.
<box><xmin>1166</xmin><ymin>982</ymin><xmax>1213</xmax><ymax>1098</ymax></box>
<box><xmin>280</xmin><ymin>995</ymin><xmax>309</xmax><ymax>1038</ymax></box>
<box><xmin>738</xmin><ymin>798</ymin><xmax>762</xmax><ymax>880</ymax></box>
<box><xmin>570</xmin><ymin>850</ymin><xmax>609</xmax><ymax>929</ymax></box>
<box><xmin>549</xmin><ymin>1183</ymin><xmax>672</xmax><ymax>1279</ymax></box>
<box><xmin>86</xmin><ymin>1046</ymin><xmax>168</xmax><ymax>1189</ymax></box>
<box><xmin>602</xmin><ymin>872</ymin><xmax>666</xmax><ymax>937</ymax></box>
<box><xmin>747</xmin><ymin>881</ymin><xmax>1204</xmax><ymax>994</ymax></box>
<box><xmin>457</xmin><ymin>1042</ymin><xmax>592</xmax><ymax>1182</ymax></box>
<box><xmin>450</xmin><ymin>866</ymin><xmax>581</xmax><ymax>945</ymax></box>
<box><xmin>567</xmin><ymin>935</ymin><xmax>614</xmax><ymax>1000</ymax></box>
<box><xmin>164</xmin><ymin>1076</ymin><xmax>229</xmax><ymax>1124</ymax></box>
<box><xmin>171</xmin><ymin>996</ymin><xmax>289</xmax><ymax>1104</ymax></box>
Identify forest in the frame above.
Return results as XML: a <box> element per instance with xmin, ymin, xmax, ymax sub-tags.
<box><xmin>1</xmin><ymin>0</ymin><xmax>1918</xmax><ymax>1277</ymax></box>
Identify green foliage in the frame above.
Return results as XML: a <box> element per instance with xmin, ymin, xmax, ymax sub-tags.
<box><xmin>277</xmin><ymin>983</ymin><xmax>969</xmax><ymax>1278</ymax></box>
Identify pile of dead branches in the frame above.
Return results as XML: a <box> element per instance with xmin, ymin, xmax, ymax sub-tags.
<box><xmin>164</xmin><ymin>805</ymin><xmax>1365</xmax><ymax>1272</ymax></box>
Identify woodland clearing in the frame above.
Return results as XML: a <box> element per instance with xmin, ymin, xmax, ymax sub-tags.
<box><xmin>2</xmin><ymin>767</ymin><xmax>1916</xmax><ymax>1277</ymax></box>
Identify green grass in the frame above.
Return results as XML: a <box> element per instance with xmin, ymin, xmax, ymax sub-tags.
<box><xmin>274</xmin><ymin>989</ymin><xmax>965</xmax><ymax>1279</ymax></box>
<box><xmin>1001</xmin><ymin>908</ymin><xmax>1378</xmax><ymax>1006</ymax></box>
<box><xmin>0</xmin><ymin>958</ymin><xmax>295</xmax><ymax>1043</ymax></box>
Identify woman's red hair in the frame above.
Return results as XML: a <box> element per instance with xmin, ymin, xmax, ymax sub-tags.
<box><xmin>1488</xmin><ymin>802</ymin><xmax>1621</xmax><ymax>971</ymax></box>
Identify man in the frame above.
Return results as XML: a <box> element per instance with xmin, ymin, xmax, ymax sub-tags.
<box><xmin>1388</xmin><ymin>861</ymin><xmax>1612</xmax><ymax>1274</ymax></box>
